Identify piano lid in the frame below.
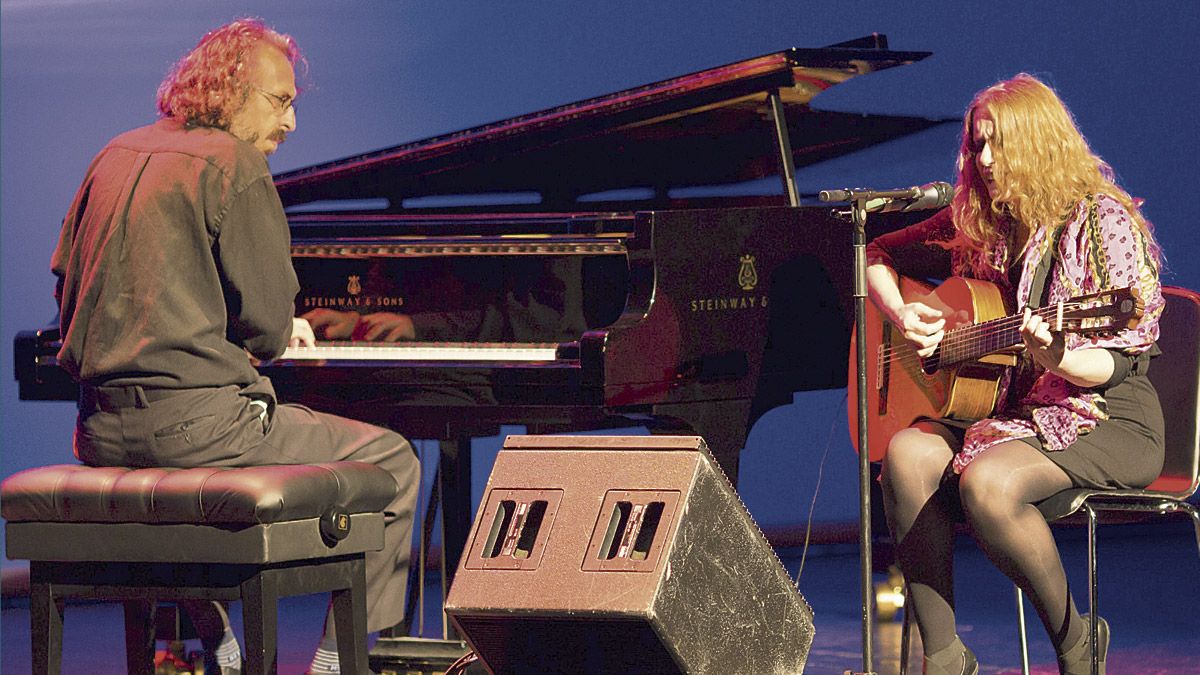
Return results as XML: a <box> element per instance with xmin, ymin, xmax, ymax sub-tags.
<box><xmin>275</xmin><ymin>34</ymin><xmax>950</xmax><ymax>214</ymax></box>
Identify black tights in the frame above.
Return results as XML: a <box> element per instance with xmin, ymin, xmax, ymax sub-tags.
<box><xmin>880</xmin><ymin>423</ymin><xmax>1083</xmax><ymax>656</ymax></box>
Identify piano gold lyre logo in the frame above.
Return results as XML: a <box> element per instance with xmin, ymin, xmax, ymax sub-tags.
<box><xmin>737</xmin><ymin>254</ymin><xmax>758</xmax><ymax>291</ymax></box>
<box><xmin>347</xmin><ymin>275</ymin><xmax>362</xmax><ymax>296</ymax></box>
<box><xmin>689</xmin><ymin>253</ymin><xmax>768</xmax><ymax>312</ymax></box>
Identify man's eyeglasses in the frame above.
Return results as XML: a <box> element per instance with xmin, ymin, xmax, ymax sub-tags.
<box><xmin>254</xmin><ymin>87</ymin><xmax>296</xmax><ymax>114</ymax></box>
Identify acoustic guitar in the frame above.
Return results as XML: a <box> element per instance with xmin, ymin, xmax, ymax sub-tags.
<box><xmin>848</xmin><ymin>276</ymin><xmax>1143</xmax><ymax>461</ymax></box>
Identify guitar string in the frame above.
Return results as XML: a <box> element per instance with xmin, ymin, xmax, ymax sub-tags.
<box><xmin>877</xmin><ymin>304</ymin><xmax>1070</xmax><ymax>367</ymax></box>
<box><xmin>878</xmin><ymin>318</ymin><xmax>1026</xmax><ymax>370</ymax></box>
<box><xmin>874</xmin><ymin>301</ymin><xmax>1109</xmax><ymax>370</ymax></box>
<box><xmin>876</xmin><ymin>301</ymin><xmax>1114</xmax><ymax>369</ymax></box>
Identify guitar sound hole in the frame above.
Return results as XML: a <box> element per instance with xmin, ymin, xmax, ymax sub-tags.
<box><xmin>921</xmin><ymin>352</ymin><xmax>941</xmax><ymax>375</ymax></box>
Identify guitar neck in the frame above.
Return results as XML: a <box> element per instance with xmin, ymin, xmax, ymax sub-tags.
<box><xmin>931</xmin><ymin>284</ymin><xmax>1141</xmax><ymax>368</ymax></box>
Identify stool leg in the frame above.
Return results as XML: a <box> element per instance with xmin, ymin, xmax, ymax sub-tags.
<box><xmin>1085</xmin><ymin>504</ymin><xmax>1099</xmax><ymax>675</ymax></box>
<box><xmin>242</xmin><ymin>572</ymin><xmax>280</xmax><ymax>675</ymax></box>
<box><xmin>30</xmin><ymin>579</ymin><xmax>64</xmax><ymax>675</ymax></box>
<box><xmin>332</xmin><ymin>557</ymin><xmax>370</xmax><ymax>675</ymax></box>
<box><xmin>123</xmin><ymin>599</ymin><xmax>157</xmax><ymax>675</ymax></box>
<box><xmin>1186</xmin><ymin>502</ymin><xmax>1200</xmax><ymax>561</ymax></box>
<box><xmin>1016</xmin><ymin>586</ymin><xmax>1031</xmax><ymax>675</ymax></box>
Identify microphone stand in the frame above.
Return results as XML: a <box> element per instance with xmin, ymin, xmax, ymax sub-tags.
<box><xmin>830</xmin><ymin>192</ymin><xmax>878</xmax><ymax>675</ymax></box>
<box><xmin>852</xmin><ymin>197</ymin><xmax>877</xmax><ymax>675</ymax></box>
<box><xmin>823</xmin><ymin>182</ymin><xmax>950</xmax><ymax>673</ymax></box>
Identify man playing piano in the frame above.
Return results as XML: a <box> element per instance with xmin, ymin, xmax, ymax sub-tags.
<box><xmin>49</xmin><ymin>18</ymin><xmax>419</xmax><ymax>675</ymax></box>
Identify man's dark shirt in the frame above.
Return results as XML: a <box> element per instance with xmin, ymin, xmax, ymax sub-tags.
<box><xmin>52</xmin><ymin>118</ymin><xmax>298</xmax><ymax>389</ymax></box>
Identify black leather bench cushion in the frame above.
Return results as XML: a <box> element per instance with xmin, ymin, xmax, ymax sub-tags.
<box><xmin>1</xmin><ymin>462</ymin><xmax>398</xmax><ymax>525</ymax></box>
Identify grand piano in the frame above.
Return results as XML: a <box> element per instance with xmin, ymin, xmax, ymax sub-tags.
<box><xmin>15</xmin><ymin>33</ymin><xmax>947</xmax><ymax>658</ymax></box>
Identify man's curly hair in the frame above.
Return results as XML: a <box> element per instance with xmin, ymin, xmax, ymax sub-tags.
<box><xmin>156</xmin><ymin>18</ymin><xmax>301</xmax><ymax>129</ymax></box>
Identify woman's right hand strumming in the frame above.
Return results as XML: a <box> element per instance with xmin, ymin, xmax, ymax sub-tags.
<box><xmin>866</xmin><ymin>262</ymin><xmax>946</xmax><ymax>358</ymax></box>
<box><xmin>892</xmin><ymin>302</ymin><xmax>946</xmax><ymax>358</ymax></box>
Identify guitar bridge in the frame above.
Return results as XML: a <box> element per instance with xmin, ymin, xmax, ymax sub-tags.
<box><xmin>875</xmin><ymin>343</ymin><xmax>885</xmax><ymax>390</ymax></box>
<box><xmin>877</xmin><ymin>328</ymin><xmax>891</xmax><ymax>416</ymax></box>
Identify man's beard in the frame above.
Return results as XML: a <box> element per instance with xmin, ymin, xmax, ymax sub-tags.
<box><xmin>235</xmin><ymin>129</ymin><xmax>287</xmax><ymax>154</ymax></box>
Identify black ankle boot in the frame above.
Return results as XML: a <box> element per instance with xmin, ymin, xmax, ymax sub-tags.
<box><xmin>923</xmin><ymin>635</ymin><xmax>979</xmax><ymax>675</ymax></box>
<box><xmin>1058</xmin><ymin>613</ymin><xmax>1109</xmax><ymax>675</ymax></box>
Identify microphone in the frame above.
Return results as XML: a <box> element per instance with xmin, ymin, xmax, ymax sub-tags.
<box><xmin>819</xmin><ymin>181</ymin><xmax>953</xmax><ymax>213</ymax></box>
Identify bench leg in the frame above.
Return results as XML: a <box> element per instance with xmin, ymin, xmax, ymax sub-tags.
<box><xmin>332</xmin><ymin>557</ymin><xmax>370</xmax><ymax>675</ymax></box>
<box><xmin>30</xmin><ymin>580</ymin><xmax>64</xmax><ymax>675</ymax></box>
<box><xmin>242</xmin><ymin>572</ymin><xmax>280</xmax><ymax>675</ymax></box>
<box><xmin>123</xmin><ymin>599</ymin><xmax>158</xmax><ymax>675</ymax></box>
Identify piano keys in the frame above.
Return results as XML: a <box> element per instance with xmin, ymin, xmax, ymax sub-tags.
<box><xmin>279</xmin><ymin>342</ymin><xmax>562</xmax><ymax>363</ymax></box>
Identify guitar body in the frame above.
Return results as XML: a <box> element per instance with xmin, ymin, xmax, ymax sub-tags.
<box><xmin>848</xmin><ymin>276</ymin><xmax>1016</xmax><ymax>461</ymax></box>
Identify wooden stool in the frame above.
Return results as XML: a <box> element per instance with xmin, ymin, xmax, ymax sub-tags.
<box><xmin>1</xmin><ymin>461</ymin><xmax>398</xmax><ymax>675</ymax></box>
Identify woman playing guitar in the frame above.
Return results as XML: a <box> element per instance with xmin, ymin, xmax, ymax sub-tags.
<box><xmin>865</xmin><ymin>73</ymin><xmax>1164</xmax><ymax>675</ymax></box>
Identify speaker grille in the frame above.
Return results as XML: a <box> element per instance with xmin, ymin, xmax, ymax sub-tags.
<box><xmin>454</xmin><ymin>615</ymin><xmax>679</xmax><ymax>675</ymax></box>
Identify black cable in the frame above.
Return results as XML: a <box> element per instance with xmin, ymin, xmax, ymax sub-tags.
<box><xmin>793</xmin><ymin>390</ymin><xmax>844</xmax><ymax>585</ymax></box>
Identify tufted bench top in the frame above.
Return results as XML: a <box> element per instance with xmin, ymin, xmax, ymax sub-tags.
<box><xmin>6</xmin><ymin>464</ymin><xmax>392</xmax><ymax>671</ymax></box>
<box><xmin>1</xmin><ymin>462</ymin><xmax>398</xmax><ymax>525</ymax></box>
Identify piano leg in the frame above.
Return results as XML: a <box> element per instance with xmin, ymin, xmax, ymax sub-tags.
<box><xmin>648</xmin><ymin>399</ymin><xmax>752</xmax><ymax>486</ymax></box>
<box><xmin>368</xmin><ymin>440</ymin><xmax>471</xmax><ymax>673</ymax></box>
<box><xmin>438</xmin><ymin>437</ymin><xmax>472</xmax><ymax>638</ymax></box>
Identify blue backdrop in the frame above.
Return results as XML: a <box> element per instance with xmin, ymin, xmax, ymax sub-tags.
<box><xmin>3</xmin><ymin>2</ymin><xmax>1198</xmax><ymax>565</ymax></box>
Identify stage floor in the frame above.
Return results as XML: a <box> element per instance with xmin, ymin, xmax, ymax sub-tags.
<box><xmin>3</xmin><ymin>520</ymin><xmax>1197</xmax><ymax>674</ymax></box>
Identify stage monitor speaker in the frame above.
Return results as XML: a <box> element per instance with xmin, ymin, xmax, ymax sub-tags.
<box><xmin>444</xmin><ymin>435</ymin><xmax>814</xmax><ymax>675</ymax></box>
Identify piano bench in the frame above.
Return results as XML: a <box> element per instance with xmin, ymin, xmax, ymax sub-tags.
<box><xmin>1</xmin><ymin>461</ymin><xmax>399</xmax><ymax>675</ymax></box>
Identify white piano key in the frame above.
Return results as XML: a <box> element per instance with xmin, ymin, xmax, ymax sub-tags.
<box><xmin>279</xmin><ymin>342</ymin><xmax>560</xmax><ymax>362</ymax></box>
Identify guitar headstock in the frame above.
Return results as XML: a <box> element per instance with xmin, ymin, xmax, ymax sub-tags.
<box><xmin>1052</xmin><ymin>286</ymin><xmax>1144</xmax><ymax>337</ymax></box>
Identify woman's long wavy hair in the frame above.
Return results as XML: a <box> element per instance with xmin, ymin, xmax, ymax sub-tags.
<box><xmin>156</xmin><ymin>18</ymin><xmax>301</xmax><ymax>130</ymax></box>
<box><xmin>951</xmin><ymin>73</ymin><xmax>1159</xmax><ymax>275</ymax></box>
